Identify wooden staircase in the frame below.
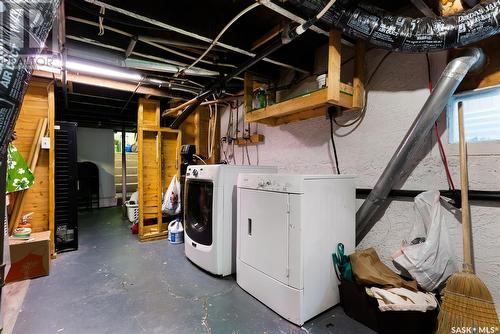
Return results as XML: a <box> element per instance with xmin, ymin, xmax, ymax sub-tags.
<box><xmin>114</xmin><ymin>152</ymin><xmax>138</xmax><ymax>201</ymax></box>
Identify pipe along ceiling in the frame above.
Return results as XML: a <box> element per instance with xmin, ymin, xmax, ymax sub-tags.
<box><xmin>168</xmin><ymin>0</ymin><xmax>500</xmax><ymax>128</ymax></box>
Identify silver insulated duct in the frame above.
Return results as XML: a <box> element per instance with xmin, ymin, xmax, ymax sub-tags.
<box><xmin>355</xmin><ymin>48</ymin><xmax>485</xmax><ymax>244</ymax></box>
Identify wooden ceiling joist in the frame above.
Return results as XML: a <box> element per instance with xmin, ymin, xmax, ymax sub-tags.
<box><xmin>32</xmin><ymin>70</ymin><xmax>182</xmax><ymax>99</ymax></box>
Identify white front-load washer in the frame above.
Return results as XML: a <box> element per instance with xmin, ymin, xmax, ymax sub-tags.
<box><xmin>184</xmin><ymin>164</ymin><xmax>277</xmax><ymax>276</ymax></box>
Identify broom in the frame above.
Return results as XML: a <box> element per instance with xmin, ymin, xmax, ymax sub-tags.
<box><xmin>437</xmin><ymin>102</ymin><xmax>500</xmax><ymax>333</ymax></box>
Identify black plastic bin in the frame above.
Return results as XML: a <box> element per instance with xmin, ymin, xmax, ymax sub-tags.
<box><xmin>339</xmin><ymin>280</ymin><xmax>438</xmax><ymax>334</ymax></box>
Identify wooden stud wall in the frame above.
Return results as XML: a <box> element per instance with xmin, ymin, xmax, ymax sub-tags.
<box><xmin>180</xmin><ymin>105</ymin><xmax>219</xmax><ymax>163</ymax></box>
<box><xmin>137</xmin><ymin>98</ymin><xmax>181</xmax><ymax>242</ymax></box>
<box><xmin>9</xmin><ymin>77</ymin><xmax>55</xmax><ymax>254</ymax></box>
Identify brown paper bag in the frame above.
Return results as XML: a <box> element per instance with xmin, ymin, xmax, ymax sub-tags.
<box><xmin>350</xmin><ymin>248</ymin><xmax>417</xmax><ymax>291</ymax></box>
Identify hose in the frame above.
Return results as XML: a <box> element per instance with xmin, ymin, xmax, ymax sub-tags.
<box><xmin>168</xmin><ymin>0</ymin><xmax>338</xmax><ymax>128</ymax></box>
<box><xmin>181</xmin><ymin>2</ymin><xmax>261</xmax><ymax>74</ymax></box>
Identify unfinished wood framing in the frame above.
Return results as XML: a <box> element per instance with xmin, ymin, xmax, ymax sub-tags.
<box><xmin>352</xmin><ymin>40</ymin><xmax>366</xmax><ymax>109</ymax></box>
<box><xmin>137</xmin><ymin>99</ymin><xmax>181</xmax><ymax>242</ymax></box>
<box><xmin>48</xmin><ymin>84</ymin><xmax>55</xmax><ymax>256</ymax></box>
<box><xmin>327</xmin><ymin>29</ymin><xmax>342</xmax><ymax>104</ymax></box>
<box><xmin>234</xmin><ymin>134</ymin><xmax>265</xmax><ymax>146</ymax></box>
<box><xmin>9</xmin><ymin>78</ymin><xmax>55</xmax><ymax>246</ymax></box>
<box><xmin>251</xmin><ymin>24</ymin><xmax>283</xmax><ymax>51</ymax></box>
<box><xmin>244</xmin><ymin>29</ymin><xmax>365</xmax><ymax>126</ymax></box>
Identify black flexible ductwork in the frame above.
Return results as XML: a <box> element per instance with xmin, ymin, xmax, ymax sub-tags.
<box><xmin>290</xmin><ymin>0</ymin><xmax>500</xmax><ymax>52</ymax></box>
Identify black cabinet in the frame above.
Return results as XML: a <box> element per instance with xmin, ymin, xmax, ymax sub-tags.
<box><xmin>54</xmin><ymin>121</ymin><xmax>78</xmax><ymax>252</ymax></box>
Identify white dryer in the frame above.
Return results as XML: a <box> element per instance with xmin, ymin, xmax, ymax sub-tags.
<box><xmin>184</xmin><ymin>165</ymin><xmax>277</xmax><ymax>276</ymax></box>
<box><xmin>236</xmin><ymin>174</ymin><xmax>356</xmax><ymax>325</ymax></box>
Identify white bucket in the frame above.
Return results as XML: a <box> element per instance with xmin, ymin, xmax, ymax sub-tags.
<box><xmin>168</xmin><ymin>219</ymin><xmax>184</xmax><ymax>244</ymax></box>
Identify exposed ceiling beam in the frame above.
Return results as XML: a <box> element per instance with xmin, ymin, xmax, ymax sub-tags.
<box><xmin>68</xmin><ymin>100</ymin><xmax>130</xmax><ymax>110</ymax></box>
<box><xmin>125</xmin><ymin>36</ymin><xmax>138</xmax><ymax>58</ymax></box>
<box><xmin>33</xmin><ymin>70</ymin><xmax>185</xmax><ymax>99</ymax></box>
<box><xmin>66</xmin><ymin>16</ymin><xmax>228</xmax><ymax>71</ymax></box>
<box><xmin>259</xmin><ymin>1</ymin><xmax>354</xmax><ymax>47</ymax></box>
<box><xmin>410</xmin><ymin>0</ymin><xmax>437</xmax><ymax>17</ymax></box>
<box><xmin>84</xmin><ymin>0</ymin><xmax>309</xmax><ymax>73</ymax></box>
<box><xmin>251</xmin><ymin>24</ymin><xmax>284</xmax><ymax>51</ymax></box>
<box><xmin>68</xmin><ymin>92</ymin><xmax>139</xmax><ymax>104</ymax></box>
<box><xmin>139</xmin><ymin>36</ymin><xmax>227</xmax><ymax>52</ymax></box>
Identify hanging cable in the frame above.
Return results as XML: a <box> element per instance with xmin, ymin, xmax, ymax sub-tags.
<box><xmin>169</xmin><ymin>0</ymin><xmax>338</xmax><ymax>128</ymax></box>
<box><xmin>329</xmin><ymin>111</ymin><xmax>341</xmax><ymax>174</ymax></box>
<box><xmin>193</xmin><ymin>154</ymin><xmax>207</xmax><ymax>165</ymax></box>
<box><xmin>426</xmin><ymin>53</ymin><xmax>455</xmax><ymax>190</ymax></box>
<box><xmin>181</xmin><ymin>2</ymin><xmax>261</xmax><ymax>75</ymax></box>
<box><xmin>334</xmin><ymin>51</ymin><xmax>392</xmax><ymax>128</ymax></box>
<box><xmin>119</xmin><ymin>81</ymin><xmax>142</xmax><ymax>114</ymax></box>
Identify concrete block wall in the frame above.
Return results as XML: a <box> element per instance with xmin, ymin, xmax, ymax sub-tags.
<box><xmin>220</xmin><ymin>50</ymin><xmax>500</xmax><ymax>311</ymax></box>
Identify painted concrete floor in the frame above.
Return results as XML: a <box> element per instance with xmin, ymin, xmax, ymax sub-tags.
<box><xmin>13</xmin><ymin>207</ymin><xmax>375</xmax><ymax>334</ymax></box>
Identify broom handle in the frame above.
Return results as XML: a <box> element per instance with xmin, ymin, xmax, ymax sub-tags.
<box><xmin>458</xmin><ymin>102</ymin><xmax>473</xmax><ymax>273</ymax></box>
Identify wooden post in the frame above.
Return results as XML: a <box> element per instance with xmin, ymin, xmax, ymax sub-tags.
<box><xmin>352</xmin><ymin>40</ymin><xmax>366</xmax><ymax>109</ymax></box>
<box><xmin>48</xmin><ymin>83</ymin><xmax>55</xmax><ymax>257</ymax></box>
<box><xmin>244</xmin><ymin>72</ymin><xmax>254</xmax><ymax>114</ymax></box>
<box><xmin>121</xmin><ymin>127</ymin><xmax>127</xmax><ymax>204</ymax></box>
<box><xmin>327</xmin><ymin>29</ymin><xmax>342</xmax><ymax>104</ymax></box>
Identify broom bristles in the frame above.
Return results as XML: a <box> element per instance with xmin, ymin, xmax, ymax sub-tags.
<box><xmin>437</xmin><ymin>272</ymin><xmax>500</xmax><ymax>334</ymax></box>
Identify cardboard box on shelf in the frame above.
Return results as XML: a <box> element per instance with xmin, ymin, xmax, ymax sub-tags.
<box><xmin>6</xmin><ymin>231</ymin><xmax>50</xmax><ymax>283</ymax></box>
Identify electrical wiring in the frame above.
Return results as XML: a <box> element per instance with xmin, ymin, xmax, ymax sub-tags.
<box><xmin>68</xmin><ymin>1</ymin><xmax>172</xmax><ymax>31</ymax></box>
<box><xmin>181</xmin><ymin>2</ymin><xmax>261</xmax><ymax>74</ymax></box>
<box><xmin>293</xmin><ymin>0</ymin><xmax>337</xmax><ymax>35</ymax></box>
<box><xmin>426</xmin><ymin>53</ymin><xmax>456</xmax><ymax>191</ymax></box>
<box><xmin>119</xmin><ymin>81</ymin><xmax>142</xmax><ymax>114</ymax></box>
<box><xmin>245</xmin><ymin>143</ymin><xmax>251</xmax><ymax>166</ymax></box>
<box><xmin>333</xmin><ymin>51</ymin><xmax>392</xmax><ymax>128</ymax></box>
<box><xmin>193</xmin><ymin>154</ymin><xmax>207</xmax><ymax>165</ymax></box>
<box><xmin>329</xmin><ymin>111</ymin><xmax>341</xmax><ymax>174</ymax></box>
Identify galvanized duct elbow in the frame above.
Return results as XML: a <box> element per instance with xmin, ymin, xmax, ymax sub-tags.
<box><xmin>290</xmin><ymin>0</ymin><xmax>500</xmax><ymax>52</ymax></box>
<box><xmin>355</xmin><ymin>48</ymin><xmax>485</xmax><ymax>244</ymax></box>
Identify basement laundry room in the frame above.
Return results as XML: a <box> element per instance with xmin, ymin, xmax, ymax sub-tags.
<box><xmin>1</xmin><ymin>0</ymin><xmax>500</xmax><ymax>333</ymax></box>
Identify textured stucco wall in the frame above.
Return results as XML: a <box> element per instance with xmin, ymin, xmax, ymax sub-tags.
<box><xmin>220</xmin><ymin>50</ymin><xmax>500</xmax><ymax>310</ymax></box>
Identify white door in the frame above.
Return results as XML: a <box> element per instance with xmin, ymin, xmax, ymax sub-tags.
<box><xmin>239</xmin><ymin>189</ymin><xmax>289</xmax><ymax>285</ymax></box>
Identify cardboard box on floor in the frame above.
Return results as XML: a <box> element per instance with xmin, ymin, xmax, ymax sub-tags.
<box><xmin>6</xmin><ymin>231</ymin><xmax>50</xmax><ymax>283</ymax></box>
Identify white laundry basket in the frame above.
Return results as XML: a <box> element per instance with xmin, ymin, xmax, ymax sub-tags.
<box><xmin>125</xmin><ymin>201</ymin><xmax>139</xmax><ymax>223</ymax></box>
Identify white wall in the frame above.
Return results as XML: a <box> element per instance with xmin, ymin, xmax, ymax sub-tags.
<box><xmin>77</xmin><ymin>127</ymin><xmax>116</xmax><ymax>207</ymax></box>
<box><xmin>220</xmin><ymin>50</ymin><xmax>500</xmax><ymax>311</ymax></box>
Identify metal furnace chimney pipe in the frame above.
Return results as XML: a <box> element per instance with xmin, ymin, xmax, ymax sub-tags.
<box><xmin>355</xmin><ymin>48</ymin><xmax>485</xmax><ymax>244</ymax></box>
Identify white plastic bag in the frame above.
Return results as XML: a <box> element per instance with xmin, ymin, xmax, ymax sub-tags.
<box><xmin>163</xmin><ymin>175</ymin><xmax>181</xmax><ymax>216</ymax></box>
<box><xmin>392</xmin><ymin>190</ymin><xmax>458</xmax><ymax>291</ymax></box>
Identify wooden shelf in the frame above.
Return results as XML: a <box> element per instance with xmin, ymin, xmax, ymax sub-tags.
<box><xmin>244</xmin><ymin>29</ymin><xmax>365</xmax><ymax>127</ymax></box>
<box><xmin>235</xmin><ymin>134</ymin><xmax>265</xmax><ymax>145</ymax></box>
<box><xmin>137</xmin><ymin>98</ymin><xmax>181</xmax><ymax>242</ymax></box>
<box><xmin>245</xmin><ymin>86</ymin><xmax>354</xmax><ymax>126</ymax></box>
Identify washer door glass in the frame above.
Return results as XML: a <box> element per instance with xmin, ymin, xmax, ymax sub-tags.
<box><xmin>185</xmin><ymin>179</ymin><xmax>213</xmax><ymax>246</ymax></box>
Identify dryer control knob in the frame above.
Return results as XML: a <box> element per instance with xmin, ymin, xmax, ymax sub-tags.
<box><xmin>193</xmin><ymin>169</ymin><xmax>199</xmax><ymax>177</ymax></box>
